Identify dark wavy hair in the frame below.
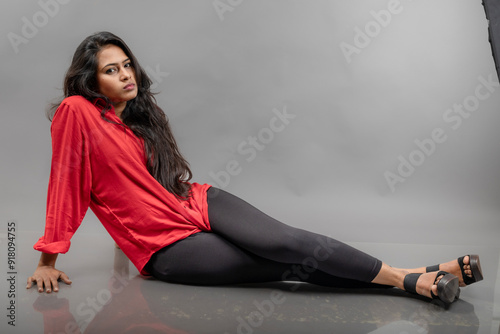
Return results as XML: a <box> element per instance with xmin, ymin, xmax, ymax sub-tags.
<box><xmin>48</xmin><ymin>31</ymin><xmax>192</xmax><ymax>199</ymax></box>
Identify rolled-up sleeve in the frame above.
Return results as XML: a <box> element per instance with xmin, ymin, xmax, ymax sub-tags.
<box><xmin>34</xmin><ymin>101</ymin><xmax>92</xmax><ymax>254</ymax></box>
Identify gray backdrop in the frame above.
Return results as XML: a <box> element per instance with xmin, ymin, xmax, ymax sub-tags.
<box><xmin>1</xmin><ymin>1</ymin><xmax>499</xmax><ymax>253</ymax></box>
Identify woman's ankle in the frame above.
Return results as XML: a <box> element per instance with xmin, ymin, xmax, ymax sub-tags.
<box><xmin>371</xmin><ymin>263</ymin><xmax>408</xmax><ymax>289</ymax></box>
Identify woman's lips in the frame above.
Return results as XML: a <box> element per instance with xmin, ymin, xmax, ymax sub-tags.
<box><xmin>124</xmin><ymin>83</ymin><xmax>135</xmax><ymax>90</ymax></box>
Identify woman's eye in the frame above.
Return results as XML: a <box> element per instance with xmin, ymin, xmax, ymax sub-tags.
<box><xmin>124</xmin><ymin>62</ymin><xmax>132</xmax><ymax>68</ymax></box>
<box><xmin>106</xmin><ymin>68</ymin><xmax>116</xmax><ymax>74</ymax></box>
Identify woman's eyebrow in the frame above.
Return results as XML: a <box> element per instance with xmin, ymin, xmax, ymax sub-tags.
<box><xmin>101</xmin><ymin>58</ymin><xmax>130</xmax><ymax>71</ymax></box>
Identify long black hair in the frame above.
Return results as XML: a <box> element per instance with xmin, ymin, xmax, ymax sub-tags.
<box><xmin>48</xmin><ymin>31</ymin><xmax>192</xmax><ymax>199</ymax></box>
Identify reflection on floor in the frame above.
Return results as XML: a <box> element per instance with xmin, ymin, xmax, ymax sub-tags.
<box><xmin>2</xmin><ymin>232</ymin><xmax>499</xmax><ymax>334</ymax></box>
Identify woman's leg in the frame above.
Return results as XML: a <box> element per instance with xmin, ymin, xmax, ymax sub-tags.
<box><xmin>146</xmin><ymin>231</ymin><xmax>388</xmax><ymax>288</ymax></box>
<box><xmin>147</xmin><ymin>232</ymin><xmax>285</xmax><ymax>285</ymax></box>
<box><xmin>205</xmin><ymin>188</ymin><xmax>462</xmax><ymax>300</ymax></box>
<box><xmin>206</xmin><ymin>187</ymin><xmax>382</xmax><ymax>283</ymax></box>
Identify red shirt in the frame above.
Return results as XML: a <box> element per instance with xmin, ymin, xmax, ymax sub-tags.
<box><xmin>34</xmin><ymin>96</ymin><xmax>212</xmax><ymax>274</ymax></box>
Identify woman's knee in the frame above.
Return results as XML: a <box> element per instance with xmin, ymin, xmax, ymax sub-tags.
<box><xmin>263</xmin><ymin>227</ymin><xmax>319</xmax><ymax>262</ymax></box>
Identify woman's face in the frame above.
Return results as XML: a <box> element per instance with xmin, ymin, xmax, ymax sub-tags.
<box><xmin>96</xmin><ymin>44</ymin><xmax>138</xmax><ymax>109</ymax></box>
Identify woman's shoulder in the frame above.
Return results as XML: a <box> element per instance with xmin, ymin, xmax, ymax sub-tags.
<box><xmin>53</xmin><ymin>96</ymin><xmax>100</xmax><ymax>119</ymax></box>
<box><xmin>59</xmin><ymin>95</ymin><xmax>94</xmax><ymax>109</ymax></box>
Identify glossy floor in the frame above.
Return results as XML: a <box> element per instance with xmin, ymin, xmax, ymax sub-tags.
<box><xmin>2</xmin><ymin>231</ymin><xmax>499</xmax><ymax>334</ymax></box>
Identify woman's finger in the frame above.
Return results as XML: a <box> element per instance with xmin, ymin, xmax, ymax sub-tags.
<box><xmin>26</xmin><ymin>276</ymin><xmax>34</xmax><ymax>289</ymax></box>
<box><xmin>43</xmin><ymin>277</ymin><xmax>53</xmax><ymax>293</ymax></box>
<box><xmin>36</xmin><ymin>278</ymin><xmax>44</xmax><ymax>293</ymax></box>
<box><xmin>59</xmin><ymin>272</ymin><xmax>72</xmax><ymax>285</ymax></box>
<box><xmin>51</xmin><ymin>277</ymin><xmax>60</xmax><ymax>292</ymax></box>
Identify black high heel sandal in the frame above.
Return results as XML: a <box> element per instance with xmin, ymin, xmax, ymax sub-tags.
<box><xmin>426</xmin><ymin>254</ymin><xmax>483</xmax><ymax>285</ymax></box>
<box><xmin>403</xmin><ymin>270</ymin><xmax>459</xmax><ymax>305</ymax></box>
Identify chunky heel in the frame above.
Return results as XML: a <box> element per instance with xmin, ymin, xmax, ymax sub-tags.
<box><xmin>404</xmin><ymin>271</ymin><xmax>459</xmax><ymax>305</ymax></box>
<box><xmin>433</xmin><ymin>271</ymin><xmax>459</xmax><ymax>304</ymax></box>
<box><xmin>461</xmin><ymin>254</ymin><xmax>483</xmax><ymax>285</ymax></box>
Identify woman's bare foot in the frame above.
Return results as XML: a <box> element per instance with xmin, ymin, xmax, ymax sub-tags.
<box><xmin>371</xmin><ymin>263</ymin><xmax>442</xmax><ymax>298</ymax></box>
<box><xmin>404</xmin><ymin>271</ymin><xmax>459</xmax><ymax>304</ymax></box>
<box><xmin>406</xmin><ymin>256</ymin><xmax>473</xmax><ymax>287</ymax></box>
<box><xmin>413</xmin><ymin>272</ymin><xmax>443</xmax><ymax>298</ymax></box>
<box><xmin>438</xmin><ymin>256</ymin><xmax>472</xmax><ymax>287</ymax></box>
<box><xmin>370</xmin><ymin>263</ymin><xmax>459</xmax><ymax>304</ymax></box>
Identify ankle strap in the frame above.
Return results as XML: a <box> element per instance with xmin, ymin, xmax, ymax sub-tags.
<box><xmin>403</xmin><ymin>273</ymin><xmax>422</xmax><ymax>294</ymax></box>
<box><xmin>426</xmin><ymin>264</ymin><xmax>440</xmax><ymax>272</ymax></box>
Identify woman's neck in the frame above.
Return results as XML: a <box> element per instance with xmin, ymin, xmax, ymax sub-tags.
<box><xmin>113</xmin><ymin>101</ymin><xmax>126</xmax><ymax>120</ymax></box>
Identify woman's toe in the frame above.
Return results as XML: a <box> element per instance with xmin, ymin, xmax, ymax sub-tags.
<box><xmin>431</xmin><ymin>283</ymin><xmax>439</xmax><ymax>297</ymax></box>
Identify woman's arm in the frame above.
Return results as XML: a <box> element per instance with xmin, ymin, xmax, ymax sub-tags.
<box><xmin>30</xmin><ymin>100</ymin><xmax>92</xmax><ymax>293</ymax></box>
<box><xmin>26</xmin><ymin>253</ymin><xmax>72</xmax><ymax>293</ymax></box>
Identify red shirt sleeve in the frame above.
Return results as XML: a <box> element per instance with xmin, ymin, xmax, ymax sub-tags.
<box><xmin>34</xmin><ymin>100</ymin><xmax>92</xmax><ymax>254</ymax></box>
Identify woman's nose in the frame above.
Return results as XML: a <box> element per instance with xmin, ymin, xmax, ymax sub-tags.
<box><xmin>120</xmin><ymin>68</ymin><xmax>131</xmax><ymax>81</ymax></box>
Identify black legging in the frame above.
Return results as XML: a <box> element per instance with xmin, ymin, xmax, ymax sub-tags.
<box><xmin>146</xmin><ymin>188</ymin><xmax>385</xmax><ymax>288</ymax></box>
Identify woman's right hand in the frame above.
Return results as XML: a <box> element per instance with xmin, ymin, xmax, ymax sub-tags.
<box><xmin>26</xmin><ymin>265</ymin><xmax>72</xmax><ymax>293</ymax></box>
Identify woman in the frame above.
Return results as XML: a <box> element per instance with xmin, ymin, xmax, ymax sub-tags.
<box><xmin>27</xmin><ymin>32</ymin><xmax>483</xmax><ymax>305</ymax></box>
